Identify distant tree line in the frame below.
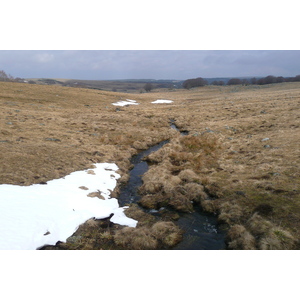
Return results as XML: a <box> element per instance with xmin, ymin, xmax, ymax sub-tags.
<box><xmin>227</xmin><ymin>75</ymin><xmax>300</xmax><ymax>86</ymax></box>
<box><xmin>183</xmin><ymin>74</ymin><xmax>300</xmax><ymax>89</ymax></box>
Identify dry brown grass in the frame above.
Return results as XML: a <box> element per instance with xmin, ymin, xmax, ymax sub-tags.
<box><xmin>151</xmin><ymin>221</ymin><xmax>183</xmax><ymax>247</ymax></box>
<box><xmin>114</xmin><ymin>219</ymin><xmax>183</xmax><ymax>249</ymax></box>
<box><xmin>218</xmin><ymin>202</ymin><xmax>244</xmax><ymax>225</ymax></box>
<box><xmin>2</xmin><ymin>81</ymin><xmax>300</xmax><ymax>249</ymax></box>
<box><xmin>246</xmin><ymin>213</ymin><xmax>274</xmax><ymax>237</ymax></box>
<box><xmin>258</xmin><ymin>227</ymin><xmax>296</xmax><ymax>250</ymax></box>
<box><xmin>226</xmin><ymin>225</ymin><xmax>256</xmax><ymax>250</ymax></box>
<box><xmin>114</xmin><ymin>226</ymin><xmax>158</xmax><ymax>250</ymax></box>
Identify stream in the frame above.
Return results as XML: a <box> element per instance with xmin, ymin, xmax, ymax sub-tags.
<box><xmin>118</xmin><ymin>121</ymin><xmax>226</xmax><ymax>250</ymax></box>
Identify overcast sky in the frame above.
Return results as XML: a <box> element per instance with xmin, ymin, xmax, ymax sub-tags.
<box><xmin>1</xmin><ymin>50</ymin><xmax>300</xmax><ymax>81</ymax></box>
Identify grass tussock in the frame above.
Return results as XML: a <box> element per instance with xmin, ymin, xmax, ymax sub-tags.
<box><xmin>114</xmin><ymin>221</ymin><xmax>183</xmax><ymax>250</ymax></box>
<box><xmin>246</xmin><ymin>213</ymin><xmax>274</xmax><ymax>237</ymax></box>
<box><xmin>259</xmin><ymin>227</ymin><xmax>296</xmax><ymax>250</ymax></box>
<box><xmin>182</xmin><ymin>182</ymin><xmax>208</xmax><ymax>203</ymax></box>
<box><xmin>200</xmin><ymin>199</ymin><xmax>221</xmax><ymax>214</ymax></box>
<box><xmin>218</xmin><ymin>202</ymin><xmax>244</xmax><ymax>225</ymax></box>
<box><xmin>226</xmin><ymin>225</ymin><xmax>256</xmax><ymax>250</ymax></box>
<box><xmin>114</xmin><ymin>227</ymin><xmax>158</xmax><ymax>250</ymax></box>
<box><xmin>225</xmin><ymin>212</ymin><xmax>297</xmax><ymax>250</ymax></box>
<box><xmin>151</xmin><ymin>221</ymin><xmax>183</xmax><ymax>247</ymax></box>
<box><xmin>178</xmin><ymin>169</ymin><xmax>201</xmax><ymax>183</ymax></box>
<box><xmin>245</xmin><ymin>212</ymin><xmax>297</xmax><ymax>250</ymax></box>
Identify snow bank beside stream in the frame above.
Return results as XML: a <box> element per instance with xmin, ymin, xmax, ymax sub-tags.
<box><xmin>0</xmin><ymin>163</ymin><xmax>137</xmax><ymax>250</ymax></box>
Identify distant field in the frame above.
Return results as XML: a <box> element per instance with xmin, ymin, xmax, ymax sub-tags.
<box><xmin>1</xmin><ymin>81</ymin><xmax>299</xmax><ymax>249</ymax></box>
<box><xmin>26</xmin><ymin>78</ymin><xmax>183</xmax><ymax>93</ymax></box>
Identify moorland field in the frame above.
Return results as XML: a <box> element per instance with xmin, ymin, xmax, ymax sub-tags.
<box><xmin>1</xmin><ymin>81</ymin><xmax>299</xmax><ymax>249</ymax></box>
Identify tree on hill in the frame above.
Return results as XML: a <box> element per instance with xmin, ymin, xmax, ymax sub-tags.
<box><xmin>250</xmin><ymin>77</ymin><xmax>257</xmax><ymax>84</ymax></box>
<box><xmin>0</xmin><ymin>70</ymin><xmax>14</xmax><ymax>82</ymax></box>
<box><xmin>294</xmin><ymin>75</ymin><xmax>300</xmax><ymax>82</ymax></box>
<box><xmin>227</xmin><ymin>78</ymin><xmax>242</xmax><ymax>85</ymax></box>
<box><xmin>144</xmin><ymin>82</ymin><xmax>153</xmax><ymax>92</ymax></box>
<box><xmin>212</xmin><ymin>80</ymin><xmax>225</xmax><ymax>86</ymax></box>
<box><xmin>182</xmin><ymin>77</ymin><xmax>207</xmax><ymax>89</ymax></box>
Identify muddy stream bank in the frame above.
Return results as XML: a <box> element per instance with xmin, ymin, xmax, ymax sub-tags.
<box><xmin>118</xmin><ymin>121</ymin><xmax>226</xmax><ymax>250</ymax></box>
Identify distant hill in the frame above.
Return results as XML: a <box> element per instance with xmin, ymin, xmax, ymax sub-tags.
<box><xmin>25</xmin><ymin>78</ymin><xmax>184</xmax><ymax>92</ymax></box>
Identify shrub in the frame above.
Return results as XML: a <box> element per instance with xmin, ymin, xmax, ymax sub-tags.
<box><xmin>0</xmin><ymin>70</ymin><xmax>14</xmax><ymax>82</ymax></box>
<box><xmin>144</xmin><ymin>83</ymin><xmax>153</xmax><ymax>92</ymax></box>
<box><xmin>227</xmin><ymin>78</ymin><xmax>242</xmax><ymax>85</ymax></box>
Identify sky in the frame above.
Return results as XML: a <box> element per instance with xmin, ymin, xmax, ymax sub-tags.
<box><xmin>1</xmin><ymin>50</ymin><xmax>300</xmax><ymax>81</ymax></box>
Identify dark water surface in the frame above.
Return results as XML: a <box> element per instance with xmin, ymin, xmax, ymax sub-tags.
<box><xmin>118</xmin><ymin>140</ymin><xmax>169</xmax><ymax>206</ymax></box>
<box><xmin>118</xmin><ymin>123</ymin><xmax>226</xmax><ymax>250</ymax></box>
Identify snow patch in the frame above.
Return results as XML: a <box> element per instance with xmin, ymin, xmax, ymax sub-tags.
<box><xmin>112</xmin><ymin>99</ymin><xmax>139</xmax><ymax>106</ymax></box>
<box><xmin>0</xmin><ymin>163</ymin><xmax>137</xmax><ymax>250</ymax></box>
<box><xmin>151</xmin><ymin>99</ymin><xmax>174</xmax><ymax>104</ymax></box>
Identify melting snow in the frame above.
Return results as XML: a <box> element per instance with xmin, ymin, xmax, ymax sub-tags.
<box><xmin>0</xmin><ymin>163</ymin><xmax>137</xmax><ymax>250</ymax></box>
<box><xmin>151</xmin><ymin>99</ymin><xmax>174</xmax><ymax>104</ymax></box>
<box><xmin>112</xmin><ymin>99</ymin><xmax>139</xmax><ymax>106</ymax></box>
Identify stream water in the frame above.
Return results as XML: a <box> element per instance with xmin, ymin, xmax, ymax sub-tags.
<box><xmin>118</xmin><ymin>121</ymin><xmax>226</xmax><ymax>250</ymax></box>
